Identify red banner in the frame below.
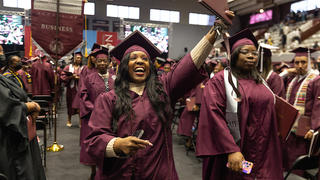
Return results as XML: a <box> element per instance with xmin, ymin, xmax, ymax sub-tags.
<box><xmin>97</xmin><ymin>32</ymin><xmax>118</xmax><ymax>46</ymax></box>
<box><xmin>31</xmin><ymin>8</ymin><xmax>83</xmax><ymax>59</ymax></box>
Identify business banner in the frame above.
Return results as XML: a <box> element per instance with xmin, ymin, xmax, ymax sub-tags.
<box><xmin>31</xmin><ymin>0</ymin><xmax>84</xmax><ymax>59</ymax></box>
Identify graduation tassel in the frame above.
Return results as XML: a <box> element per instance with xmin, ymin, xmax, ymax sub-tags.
<box><xmin>307</xmin><ymin>47</ymin><xmax>311</xmax><ymax>70</ymax></box>
<box><xmin>260</xmin><ymin>47</ymin><xmax>264</xmax><ymax>73</ymax></box>
<box><xmin>84</xmin><ymin>14</ymin><xmax>88</xmax><ymax>58</ymax></box>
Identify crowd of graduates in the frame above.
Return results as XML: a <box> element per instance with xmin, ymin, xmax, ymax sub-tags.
<box><xmin>2</xmin><ymin>10</ymin><xmax>320</xmax><ymax>180</ymax></box>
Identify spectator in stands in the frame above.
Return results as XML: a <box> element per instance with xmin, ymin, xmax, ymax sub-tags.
<box><xmin>292</xmin><ymin>28</ymin><xmax>301</xmax><ymax>44</ymax></box>
<box><xmin>316</xmin><ymin>55</ymin><xmax>320</xmax><ymax>70</ymax></box>
<box><xmin>264</xmin><ymin>32</ymin><xmax>270</xmax><ymax>44</ymax></box>
<box><xmin>314</xmin><ymin>7</ymin><xmax>319</xmax><ymax>18</ymax></box>
<box><xmin>280</xmin><ymin>29</ymin><xmax>287</xmax><ymax>49</ymax></box>
<box><xmin>313</xmin><ymin>41</ymin><xmax>319</xmax><ymax>50</ymax></box>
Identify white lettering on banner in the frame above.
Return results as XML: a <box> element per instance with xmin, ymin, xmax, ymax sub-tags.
<box><xmin>104</xmin><ymin>34</ymin><xmax>113</xmax><ymax>43</ymax></box>
<box><xmin>40</xmin><ymin>24</ymin><xmax>73</xmax><ymax>32</ymax></box>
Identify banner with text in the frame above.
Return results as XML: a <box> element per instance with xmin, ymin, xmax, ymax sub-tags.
<box><xmin>96</xmin><ymin>31</ymin><xmax>118</xmax><ymax>47</ymax></box>
<box><xmin>31</xmin><ymin>0</ymin><xmax>84</xmax><ymax>59</ymax></box>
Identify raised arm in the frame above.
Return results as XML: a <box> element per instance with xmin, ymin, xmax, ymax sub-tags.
<box><xmin>162</xmin><ymin>12</ymin><xmax>234</xmax><ymax>102</ymax></box>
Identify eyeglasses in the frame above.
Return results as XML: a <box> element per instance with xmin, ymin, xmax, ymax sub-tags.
<box><xmin>294</xmin><ymin>61</ymin><xmax>307</xmax><ymax>65</ymax></box>
<box><xmin>239</xmin><ymin>49</ymin><xmax>258</xmax><ymax>56</ymax></box>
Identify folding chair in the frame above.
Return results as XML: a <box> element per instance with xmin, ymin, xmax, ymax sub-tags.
<box><xmin>284</xmin><ymin>155</ymin><xmax>319</xmax><ymax>180</ymax></box>
<box><xmin>32</xmin><ymin>97</ymin><xmax>51</xmax><ymax>168</ymax></box>
<box><xmin>32</xmin><ymin>95</ymin><xmax>54</xmax><ymax>129</ymax></box>
<box><xmin>36</xmin><ymin>114</ymin><xmax>47</xmax><ymax>168</ymax></box>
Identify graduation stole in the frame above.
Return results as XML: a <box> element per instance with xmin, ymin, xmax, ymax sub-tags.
<box><xmin>285</xmin><ymin>71</ymin><xmax>317</xmax><ymax>115</ymax></box>
<box><xmin>224</xmin><ymin>69</ymin><xmax>276</xmax><ymax>144</ymax></box>
<box><xmin>265</xmin><ymin>70</ymin><xmax>273</xmax><ymax>82</ymax></box>
<box><xmin>68</xmin><ymin>64</ymin><xmax>83</xmax><ymax>88</ymax></box>
<box><xmin>98</xmin><ymin>72</ymin><xmax>110</xmax><ymax>92</ymax></box>
<box><xmin>224</xmin><ymin>69</ymin><xmax>241</xmax><ymax>144</ymax></box>
<box><xmin>3</xmin><ymin>70</ymin><xmax>24</xmax><ymax>89</ymax></box>
<box><xmin>25</xmin><ymin>71</ymin><xmax>32</xmax><ymax>84</ymax></box>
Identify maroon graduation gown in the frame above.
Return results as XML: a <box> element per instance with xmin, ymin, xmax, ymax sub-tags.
<box><xmin>177</xmin><ymin>79</ymin><xmax>207</xmax><ymax>137</ymax></box>
<box><xmin>61</xmin><ymin>65</ymin><xmax>82</xmax><ymax>116</ymax></box>
<box><xmin>79</xmin><ymin>71</ymin><xmax>114</xmax><ymax>165</ymax></box>
<box><xmin>266</xmin><ymin>72</ymin><xmax>285</xmax><ymax>98</ymax></box>
<box><xmin>305</xmin><ymin>76</ymin><xmax>320</xmax><ymax>130</ymax></box>
<box><xmin>177</xmin><ymin>87</ymin><xmax>197</xmax><ymax>137</ymax></box>
<box><xmin>72</xmin><ymin>66</ymin><xmax>97</xmax><ymax>109</ymax></box>
<box><xmin>30</xmin><ymin>59</ymin><xmax>54</xmax><ymax>96</ymax></box>
<box><xmin>282</xmin><ymin>76</ymin><xmax>309</xmax><ymax>173</ymax></box>
<box><xmin>85</xmin><ymin>54</ymin><xmax>207</xmax><ymax>180</ymax></box>
<box><xmin>305</xmin><ymin>76</ymin><xmax>320</xmax><ymax>180</ymax></box>
<box><xmin>196</xmin><ymin>71</ymin><xmax>283</xmax><ymax>180</ymax></box>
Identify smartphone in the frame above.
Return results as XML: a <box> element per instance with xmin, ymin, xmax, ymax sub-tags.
<box><xmin>133</xmin><ymin>129</ymin><xmax>144</xmax><ymax>139</ymax></box>
<box><xmin>242</xmin><ymin>160</ymin><xmax>253</xmax><ymax>174</ymax></box>
<box><xmin>226</xmin><ymin>160</ymin><xmax>253</xmax><ymax>174</ymax></box>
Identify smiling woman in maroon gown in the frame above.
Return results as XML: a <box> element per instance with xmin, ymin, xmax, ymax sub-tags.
<box><xmin>196</xmin><ymin>29</ymin><xmax>283</xmax><ymax>180</ymax></box>
<box><xmin>84</xmin><ymin>12</ymin><xmax>235</xmax><ymax>179</ymax></box>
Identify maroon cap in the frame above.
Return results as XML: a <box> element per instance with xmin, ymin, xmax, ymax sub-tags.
<box><xmin>205</xmin><ymin>59</ymin><xmax>217</xmax><ymax>65</ymax></box>
<box><xmin>218</xmin><ymin>58</ymin><xmax>228</xmax><ymax>66</ymax></box>
<box><xmin>222</xmin><ymin>28</ymin><xmax>258</xmax><ymax>53</ymax></box>
<box><xmin>92</xmin><ymin>48</ymin><xmax>109</xmax><ymax>58</ymax></box>
<box><xmin>166</xmin><ymin>58</ymin><xmax>175</xmax><ymax>63</ymax></box>
<box><xmin>291</xmin><ymin>47</ymin><xmax>316</xmax><ymax>57</ymax></box>
<box><xmin>124</xmin><ymin>45</ymin><xmax>150</xmax><ymax>59</ymax></box>
<box><xmin>110</xmin><ymin>30</ymin><xmax>162</xmax><ymax>61</ymax></box>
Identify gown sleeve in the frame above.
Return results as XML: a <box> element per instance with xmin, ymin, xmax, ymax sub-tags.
<box><xmin>305</xmin><ymin>77</ymin><xmax>320</xmax><ymax>130</ymax></box>
<box><xmin>85</xmin><ymin>92</ymin><xmax>116</xmax><ymax>163</ymax></box>
<box><xmin>79</xmin><ymin>76</ymin><xmax>94</xmax><ymax>119</ymax></box>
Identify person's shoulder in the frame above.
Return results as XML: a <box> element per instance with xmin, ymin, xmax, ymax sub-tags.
<box><xmin>270</xmin><ymin>71</ymin><xmax>282</xmax><ymax>79</ymax></box>
<box><xmin>310</xmin><ymin>75</ymin><xmax>320</xmax><ymax>85</ymax></box>
<box><xmin>209</xmin><ymin>70</ymin><xmax>225</xmax><ymax>83</ymax></box>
